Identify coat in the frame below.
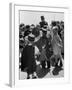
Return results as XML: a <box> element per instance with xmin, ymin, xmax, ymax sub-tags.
<box><xmin>45</xmin><ymin>36</ymin><xmax>53</xmax><ymax>59</ymax></box>
<box><xmin>34</xmin><ymin>37</ymin><xmax>47</xmax><ymax>52</ymax></box>
<box><xmin>39</xmin><ymin>48</ymin><xmax>47</xmax><ymax>62</ymax></box>
<box><xmin>21</xmin><ymin>45</ymin><xmax>36</xmax><ymax>72</ymax></box>
<box><xmin>51</xmin><ymin>33</ymin><xmax>62</xmax><ymax>56</ymax></box>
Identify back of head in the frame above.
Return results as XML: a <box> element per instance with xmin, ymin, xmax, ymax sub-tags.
<box><xmin>51</xmin><ymin>21</ymin><xmax>57</xmax><ymax>27</ymax></box>
<box><xmin>32</xmin><ymin>28</ymin><xmax>40</xmax><ymax>37</ymax></box>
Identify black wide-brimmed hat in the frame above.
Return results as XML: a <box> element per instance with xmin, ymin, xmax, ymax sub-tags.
<box><xmin>28</xmin><ymin>33</ymin><xmax>35</xmax><ymax>42</ymax></box>
<box><xmin>25</xmin><ymin>25</ymin><xmax>30</xmax><ymax>29</ymax></box>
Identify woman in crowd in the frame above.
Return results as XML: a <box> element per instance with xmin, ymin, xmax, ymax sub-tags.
<box><xmin>51</xmin><ymin>26</ymin><xmax>63</xmax><ymax>68</ymax></box>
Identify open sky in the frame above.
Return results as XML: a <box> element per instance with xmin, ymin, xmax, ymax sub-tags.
<box><xmin>20</xmin><ymin>10</ymin><xmax>64</xmax><ymax>25</ymax></box>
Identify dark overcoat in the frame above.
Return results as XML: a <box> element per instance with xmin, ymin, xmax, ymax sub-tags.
<box><xmin>21</xmin><ymin>45</ymin><xmax>36</xmax><ymax>73</ymax></box>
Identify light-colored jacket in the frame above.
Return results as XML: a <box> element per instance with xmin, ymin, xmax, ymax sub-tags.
<box><xmin>51</xmin><ymin>33</ymin><xmax>62</xmax><ymax>55</ymax></box>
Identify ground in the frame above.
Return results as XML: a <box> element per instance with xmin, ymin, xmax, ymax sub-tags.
<box><xmin>19</xmin><ymin>64</ymin><xmax>64</xmax><ymax>80</ymax></box>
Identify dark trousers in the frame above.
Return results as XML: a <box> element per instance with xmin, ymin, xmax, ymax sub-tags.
<box><xmin>41</xmin><ymin>60</ymin><xmax>50</xmax><ymax>69</ymax></box>
<box><xmin>41</xmin><ymin>61</ymin><xmax>46</xmax><ymax>68</ymax></box>
<box><xmin>27</xmin><ymin>61</ymin><xmax>36</xmax><ymax>75</ymax></box>
<box><xmin>47</xmin><ymin>61</ymin><xmax>50</xmax><ymax>69</ymax></box>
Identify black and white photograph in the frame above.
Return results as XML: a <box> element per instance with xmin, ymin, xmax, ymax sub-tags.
<box><xmin>19</xmin><ymin>10</ymin><xmax>64</xmax><ymax>80</ymax></box>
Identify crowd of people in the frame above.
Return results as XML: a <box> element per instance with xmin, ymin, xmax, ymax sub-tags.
<box><xmin>19</xmin><ymin>16</ymin><xmax>64</xmax><ymax>79</ymax></box>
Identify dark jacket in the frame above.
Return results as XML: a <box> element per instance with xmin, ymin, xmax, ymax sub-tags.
<box><xmin>21</xmin><ymin>45</ymin><xmax>35</xmax><ymax>72</ymax></box>
<box><xmin>45</xmin><ymin>36</ymin><xmax>53</xmax><ymax>59</ymax></box>
<box><xmin>39</xmin><ymin>21</ymin><xmax>48</xmax><ymax>28</ymax></box>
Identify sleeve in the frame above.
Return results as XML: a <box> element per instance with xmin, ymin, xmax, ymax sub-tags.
<box><xmin>35</xmin><ymin>46</ymin><xmax>40</xmax><ymax>55</ymax></box>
